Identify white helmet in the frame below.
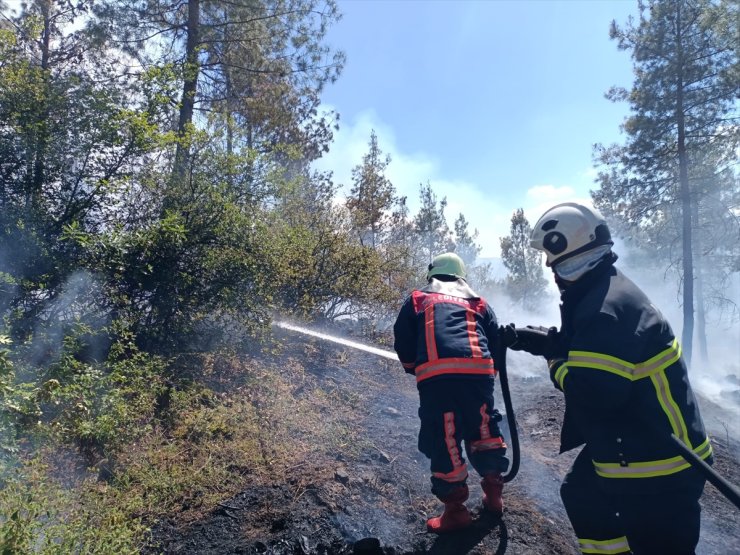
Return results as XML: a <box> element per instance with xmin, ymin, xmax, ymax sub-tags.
<box><xmin>530</xmin><ymin>203</ymin><xmax>613</xmax><ymax>267</ymax></box>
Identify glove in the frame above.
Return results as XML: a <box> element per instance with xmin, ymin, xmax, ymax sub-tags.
<box><xmin>499</xmin><ymin>324</ymin><xmax>519</xmax><ymax>348</ymax></box>
<box><xmin>503</xmin><ymin>324</ymin><xmax>566</xmax><ymax>359</ymax></box>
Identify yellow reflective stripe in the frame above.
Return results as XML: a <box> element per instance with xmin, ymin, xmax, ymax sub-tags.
<box><xmin>569</xmin><ymin>341</ymin><xmax>691</xmax><ymax>447</ymax></box>
<box><xmin>594</xmin><ymin>437</ymin><xmax>712</xmax><ymax>478</ymax></box>
<box><xmin>567</xmin><ymin>353</ymin><xmax>634</xmax><ymax>380</ymax></box>
<box><xmin>578</xmin><ymin>536</ymin><xmax>630</xmax><ymax>554</ymax></box>
<box><xmin>633</xmin><ymin>339</ymin><xmax>681</xmax><ymax>379</ymax></box>
<box><xmin>568</xmin><ymin>340</ymin><xmax>681</xmax><ymax>382</ymax></box>
<box><xmin>651</xmin><ymin>368</ymin><xmax>691</xmax><ymax>447</ymax></box>
<box><xmin>554</xmin><ymin>362</ymin><xmax>568</xmax><ymax>390</ymax></box>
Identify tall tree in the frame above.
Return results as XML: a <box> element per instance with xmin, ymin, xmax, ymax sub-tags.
<box><xmin>499</xmin><ymin>209</ymin><xmax>547</xmax><ymax>311</ymax></box>
<box><xmin>92</xmin><ymin>0</ymin><xmax>345</xmax><ymax>182</ymax></box>
<box><xmin>593</xmin><ymin>0</ymin><xmax>738</xmax><ymax>363</ymax></box>
<box><xmin>452</xmin><ymin>213</ymin><xmax>482</xmax><ymax>267</ymax></box>
<box><xmin>0</xmin><ymin>0</ymin><xmax>159</xmax><ymax>336</ymax></box>
<box><xmin>346</xmin><ymin>130</ymin><xmax>394</xmax><ymax>249</ymax></box>
<box><xmin>412</xmin><ymin>182</ymin><xmax>452</xmax><ymax>268</ymax></box>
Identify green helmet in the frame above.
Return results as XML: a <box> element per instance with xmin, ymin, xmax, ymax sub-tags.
<box><xmin>427</xmin><ymin>252</ymin><xmax>466</xmax><ymax>281</ymax></box>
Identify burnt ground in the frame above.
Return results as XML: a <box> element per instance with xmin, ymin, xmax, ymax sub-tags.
<box><xmin>147</xmin><ymin>332</ymin><xmax>740</xmax><ymax>555</ymax></box>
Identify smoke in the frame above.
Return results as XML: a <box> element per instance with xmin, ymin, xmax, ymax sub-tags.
<box><xmin>25</xmin><ymin>270</ymin><xmax>111</xmax><ymax>368</ymax></box>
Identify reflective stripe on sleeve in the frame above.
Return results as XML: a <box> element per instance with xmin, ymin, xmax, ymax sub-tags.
<box><xmin>554</xmin><ymin>361</ymin><xmax>568</xmax><ymax>390</ymax></box>
<box><xmin>593</xmin><ymin>437</ymin><xmax>712</xmax><ymax>478</ymax></box>
<box><xmin>578</xmin><ymin>536</ymin><xmax>630</xmax><ymax>554</ymax></box>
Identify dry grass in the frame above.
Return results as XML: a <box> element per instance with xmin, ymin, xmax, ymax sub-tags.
<box><xmin>0</xmin><ymin>347</ymin><xmax>367</xmax><ymax>552</ymax></box>
<box><xmin>109</xmin><ymin>352</ymin><xmax>363</xmax><ymax>525</ymax></box>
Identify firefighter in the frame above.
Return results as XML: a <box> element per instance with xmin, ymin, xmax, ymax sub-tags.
<box><xmin>507</xmin><ymin>202</ymin><xmax>712</xmax><ymax>555</ymax></box>
<box><xmin>393</xmin><ymin>252</ymin><xmax>509</xmax><ymax>533</ymax></box>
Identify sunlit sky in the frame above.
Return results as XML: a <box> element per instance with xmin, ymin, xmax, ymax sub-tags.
<box><xmin>315</xmin><ymin>0</ymin><xmax>640</xmax><ymax>258</ymax></box>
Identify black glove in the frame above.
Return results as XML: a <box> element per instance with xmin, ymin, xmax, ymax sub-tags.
<box><xmin>499</xmin><ymin>324</ymin><xmax>519</xmax><ymax>348</ymax></box>
<box><xmin>503</xmin><ymin>324</ymin><xmax>566</xmax><ymax>359</ymax></box>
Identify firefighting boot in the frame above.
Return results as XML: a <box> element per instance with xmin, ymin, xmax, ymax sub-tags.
<box><xmin>426</xmin><ymin>486</ymin><xmax>472</xmax><ymax>533</ymax></box>
<box><xmin>481</xmin><ymin>473</ymin><xmax>504</xmax><ymax>514</ymax></box>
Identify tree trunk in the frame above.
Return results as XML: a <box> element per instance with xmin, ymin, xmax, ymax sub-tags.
<box><xmin>692</xmin><ymin>199</ymin><xmax>709</xmax><ymax>363</ymax></box>
<box><xmin>172</xmin><ymin>0</ymin><xmax>201</xmax><ymax>182</ymax></box>
<box><xmin>675</xmin><ymin>2</ymin><xmax>694</xmax><ymax>365</ymax></box>
<box><xmin>29</xmin><ymin>0</ymin><xmax>52</xmax><ymax>205</ymax></box>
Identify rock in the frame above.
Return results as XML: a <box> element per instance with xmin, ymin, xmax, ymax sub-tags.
<box><xmin>335</xmin><ymin>468</ymin><xmax>350</xmax><ymax>485</ymax></box>
<box><xmin>376</xmin><ymin>449</ymin><xmax>392</xmax><ymax>463</ymax></box>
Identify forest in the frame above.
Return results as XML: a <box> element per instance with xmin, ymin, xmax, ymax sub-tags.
<box><xmin>0</xmin><ymin>0</ymin><xmax>737</xmax><ymax>553</ymax></box>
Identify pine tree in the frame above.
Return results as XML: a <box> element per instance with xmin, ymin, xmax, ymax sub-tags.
<box><xmin>593</xmin><ymin>0</ymin><xmax>738</xmax><ymax>363</ymax></box>
<box><xmin>452</xmin><ymin>214</ymin><xmax>482</xmax><ymax>267</ymax></box>
<box><xmin>412</xmin><ymin>182</ymin><xmax>453</xmax><ymax>268</ymax></box>
<box><xmin>92</xmin><ymin>0</ymin><xmax>345</xmax><ymax>182</ymax></box>
<box><xmin>499</xmin><ymin>209</ymin><xmax>547</xmax><ymax>311</ymax></box>
<box><xmin>346</xmin><ymin>130</ymin><xmax>394</xmax><ymax>249</ymax></box>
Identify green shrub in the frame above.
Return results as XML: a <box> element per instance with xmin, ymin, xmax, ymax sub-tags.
<box><xmin>0</xmin><ymin>459</ymin><xmax>145</xmax><ymax>554</ymax></box>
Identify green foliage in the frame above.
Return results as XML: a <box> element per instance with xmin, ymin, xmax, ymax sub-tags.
<box><xmin>500</xmin><ymin>208</ymin><xmax>548</xmax><ymax>311</ymax></box>
<box><xmin>0</xmin><ymin>1</ymin><xmax>523</xmax><ymax>550</ymax></box>
<box><xmin>0</xmin><ymin>460</ymin><xmax>144</xmax><ymax>554</ymax></box>
<box><xmin>412</xmin><ymin>182</ymin><xmax>454</xmax><ymax>270</ymax></box>
<box><xmin>270</xmin><ymin>171</ymin><xmax>394</xmax><ymax>319</ymax></box>
<box><xmin>347</xmin><ymin>130</ymin><xmax>395</xmax><ymax>248</ymax></box>
<box><xmin>452</xmin><ymin>214</ymin><xmax>482</xmax><ymax>267</ymax></box>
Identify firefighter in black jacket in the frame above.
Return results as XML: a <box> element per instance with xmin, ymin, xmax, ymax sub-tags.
<box><xmin>508</xmin><ymin>202</ymin><xmax>712</xmax><ymax>555</ymax></box>
<box><xmin>393</xmin><ymin>252</ymin><xmax>509</xmax><ymax>533</ymax></box>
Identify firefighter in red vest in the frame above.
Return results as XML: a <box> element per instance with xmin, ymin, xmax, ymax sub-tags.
<box><xmin>393</xmin><ymin>252</ymin><xmax>509</xmax><ymax>533</ymax></box>
<box><xmin>508</xmin><ymin>202</ymin><xmax>712</xmax><ymax>555</ymax></box>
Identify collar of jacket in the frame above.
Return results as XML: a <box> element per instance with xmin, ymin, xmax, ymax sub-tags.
<box><xmin>559</xmin><ymin>251</ymin><xmax>618</xmax><ymax>306</ymax></box>
<box><xmin>423</xmin><ymin>277</ymin><xmax>480</xmax><ymax>299</ymax></box>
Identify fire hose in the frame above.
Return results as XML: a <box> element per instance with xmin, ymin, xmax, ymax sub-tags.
<box><xmin>669</xmin><ymin>433</ymin><xmax>740</xmax><ymax>510</ymax></box>
<box><xmin>497</xmin><ymin>339</ymin><xmax>520</xmax><ymax>483</ymax></box>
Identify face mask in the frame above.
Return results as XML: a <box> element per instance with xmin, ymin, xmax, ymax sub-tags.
<box><xmin>553</xmin><ymin>245</ymin><xmax>612</xmax><ymax>282</ymax></box>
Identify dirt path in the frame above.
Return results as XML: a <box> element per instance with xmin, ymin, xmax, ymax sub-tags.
<box><xmin>148</xmin><ymin>333</ymin><xmax>740</xmax><ymax>554</ymax></box>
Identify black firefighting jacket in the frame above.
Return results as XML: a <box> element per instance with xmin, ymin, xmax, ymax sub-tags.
<box><xmin>550</xmin><ymin>253</ymin><xmax>712</xmax><ymax>493</ymax></box>
<box><xmin>393</xmin><ymin>278</ymin><xmax>498</xmax><ymax>387</ymax></box>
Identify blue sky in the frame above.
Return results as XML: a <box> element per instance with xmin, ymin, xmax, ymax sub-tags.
<box><xmin>314</xmin><ymin>0</ymin><xmax>640</xmax><ymax>257</ymax></box>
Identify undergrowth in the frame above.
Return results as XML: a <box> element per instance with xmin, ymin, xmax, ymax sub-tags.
<box><xmin>0</xmin><ymin>340</ymin><xmax>360</xmax><ymax>553</ymax></box>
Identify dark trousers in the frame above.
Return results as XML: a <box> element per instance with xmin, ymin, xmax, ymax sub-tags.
<box><xmin>417</xmin><ymin>377</ymin><xmax>509</xmax><ymax>499</ymax></box>
<box><xmin>561</xmin><ymin>447</ymin><xmax>705</xmax><ymax>555</ymax></box>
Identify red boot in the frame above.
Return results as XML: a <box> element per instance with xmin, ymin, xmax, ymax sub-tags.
<box><xmin>426</xmin><ymin>486</ymin><xmax>472</xmax><ymax>533</ymax></box>
<box><xmin>481</xmin><ymin>473</ymin><xmax>504</xmax><ymax>514</ymax></box>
